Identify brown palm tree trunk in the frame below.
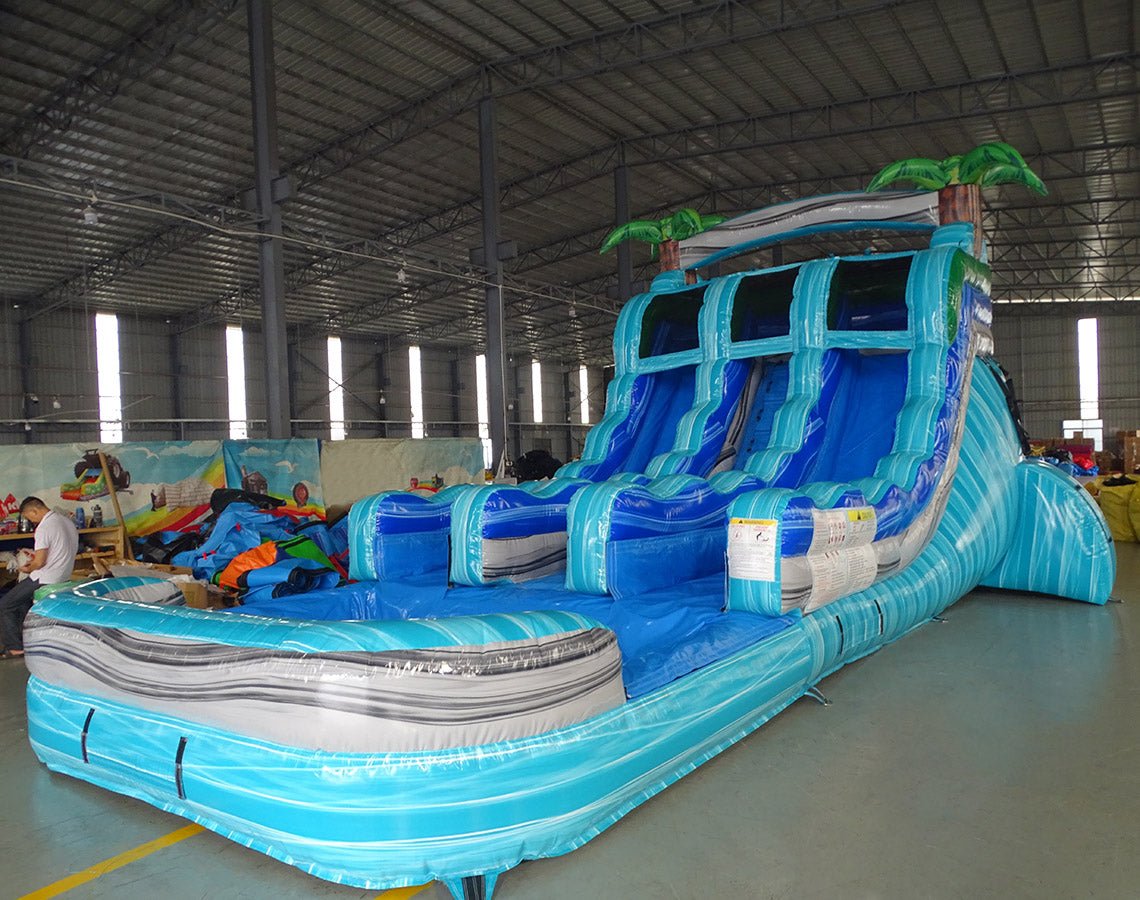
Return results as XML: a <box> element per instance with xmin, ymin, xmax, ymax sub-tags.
<box><xmin>938</xmin><ymin>184</ymin><xmax>983</xmax><ymax>257</ymax></box>
<box><xmin>658</xmin><ymin>239</ymin><xmax>697</xmax><ymax>283</ymax></box>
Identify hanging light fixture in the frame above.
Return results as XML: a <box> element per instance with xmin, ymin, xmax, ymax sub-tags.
<box><xmin>82</xmin><ymin>187</ymin><xmax>99</xmax><ymax>225</ymax></box>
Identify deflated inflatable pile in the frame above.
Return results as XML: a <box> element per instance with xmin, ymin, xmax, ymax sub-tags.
<box><xmin>24</xmin><ymin>192</ymin><xmax>1115</xmax><ymax>899</ymax></box>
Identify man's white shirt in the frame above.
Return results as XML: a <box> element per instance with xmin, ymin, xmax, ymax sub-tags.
<box><xmin>32</xmin><ymin>509</ymin><xmax>80</xmax><ymax>584</ymax></box>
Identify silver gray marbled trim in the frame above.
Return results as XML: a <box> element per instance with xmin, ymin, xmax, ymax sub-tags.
<box><xmin>23</xmin><ymin>616</ymin><xmax>625</xmax><ymax>752</ymax></box>
<box><xmin>482</xmin><ymin>531</ymin><xmax>569</xmax><ymax>581</ymax></box>
<box><xmin>679</xmin><ymin>191</ymin><xmax>939</xmax><ymax>270</ymax></box>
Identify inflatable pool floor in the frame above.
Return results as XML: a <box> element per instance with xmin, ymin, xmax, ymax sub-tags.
<box><xmin>24</xmin><ymin>193</ymin><xmax>1115</xmax><ymax>900</ymax></box>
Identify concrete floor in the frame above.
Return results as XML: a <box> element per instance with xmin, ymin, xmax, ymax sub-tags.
<box><xmin>2</xmin><ymin>544</ymin><xmax>1137</xmax><ymax>899</ymax></box>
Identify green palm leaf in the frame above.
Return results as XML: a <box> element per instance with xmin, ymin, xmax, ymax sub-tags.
<box><xmin>602</xmin><ymin>208</ymin><xmax>729</xmax><ymax>254</ymax></box>
<box><xmin>940</xmin><ymin>155</ymin><xmax>963</xmax><ymax>184</ymax></box>
<box><xmin>979</xmin><ymin>162</ymin><xmax>1048</xmax><ymax>196</ymax></box>
<box><xmin>957</xmin><ymin>141</ymin><xmax>1030</xmax><ymax>185</ymax></box>
<box><xmin>599</xmin><ymin>219</ymin><xmax>664</xmax><ymax>254</ymax></box>
<box><xmin>698</xmin><ymin>213</ymin><xmax>728</xmax><ymax>230</ymax></box>
<box><xmin>666</xmin><ymin>208</ymin><xmax>705</xmax><ymax>241</ymax></box>
<box><xmin>866</xmin><ymin>157</ymin><xmax>949</xmax><ymax>191</ymax></box>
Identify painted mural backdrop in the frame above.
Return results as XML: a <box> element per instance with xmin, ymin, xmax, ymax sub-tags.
<box><xmin>320</xmin><ymin>438</ymin><xmax>485</xmax><ymax>510</ymax></box>
<box><xmin>222</xmin><ymin>439</ymin><xmax>324</xmax><ymax>517</ymax></box>
<box><xmin>0</xmin><ymin>437</ymin><xmax>481</xmax><ymax>534</ymax></box>
<box><xmin>0</xmin><ymin>441</ymin><xmax>224</xmax><ymax>536</ymax></box>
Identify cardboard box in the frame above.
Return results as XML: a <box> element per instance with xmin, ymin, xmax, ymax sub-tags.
<box><xmin>95</xmin><ymin>558</ymin><xmax>193</xmax><ymax>578</ymax></box>
<box><xmin>1094</xmin><ymin>452</ymin><xmax>1120</xmax><ymax>474</ymax></box>
<box><xmin>94</xmin><ymin>557</ymin><xmax>231</xmax><ymax>608</ymax></box>
<box><xmin>178</xmin><ymin>581</ymin><xmax>229</xmax><ymax>609</ymax></box>
<box><xmin>1123</xmin><ymin>435</ymin><xmax>1140</xmax><ymax>474</ymax></box>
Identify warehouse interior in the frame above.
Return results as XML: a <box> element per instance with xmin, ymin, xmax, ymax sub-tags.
<box><xmin>0</xmin><ymin>0</ymin><xmax>1137</xmax><ymax>897</ymax></box>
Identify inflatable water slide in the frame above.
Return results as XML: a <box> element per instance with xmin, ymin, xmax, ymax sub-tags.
<box><xmin>23</xmin><ymin>190</ymin><xmax>1115</xmax><ymax>900</ymax></box>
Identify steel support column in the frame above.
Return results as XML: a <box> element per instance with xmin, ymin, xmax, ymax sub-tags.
<box><xmin>614</xmin><ymin>162</ymin><xmax>633</xmax><ymax>301</ymax></box>
<box><xmin>375</xmin><ymin>347</ymin><xmax>388</xmax><ymax>438</ymax></box>
<box><xmin>479</xmin><ymin>96</ymin><xmax>508</xmax><ymax>471</ymax></box>
<box><xmin>247</xmin><ymin>0</ymin><xmax>292</xmax><ymax>438</ymax></box>
<box><xmin>449</xmin><ymin>357</ymin><xmax>462</xmax><ymax>437</ymax></box>
<box><xmin>562</xmin><ymin>367</ymin><xmax>574</xmax><ymax>461</ymax></box>
<box><xmin>18</xmin><ymin>318</ymin><xmax>34</xmax><ymax>444</ymax></box>
<box><xmin>510</xmin><ymin>363</ymin><xmax>523</xmax><ymax>462</ymax></box>
<box><xmin>168</xmin><ymin>330</ymin><xmax>185</xmax><ymax>440</ymax></box>
<box><xmin>287</xmin><ymin>329</ymin><xmax>301</xmax><ymax>429</ymax></box>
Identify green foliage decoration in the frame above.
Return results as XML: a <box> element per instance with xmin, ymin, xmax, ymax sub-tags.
<box><xmin>865</xmin><ymin>142</ymin><xmax>1047</xmax><ymax>195</ymax></box>
<box><xmin>600</xmin><ymin>208</ymin><xmax>728</xmax><ymax>253</ymax></box>
<box><xmin>978</xmin><ymin>162</ymin><xmax>1047</xmax><ymax>196</ymax></box>
<box><xmin>865</xmin><ymin>157</ymin><xmax>947</xmax><ymax>192</ymax></box>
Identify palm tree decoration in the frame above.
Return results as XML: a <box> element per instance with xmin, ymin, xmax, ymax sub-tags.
<box><xmin>866</xmin><ymin>142</ymin><xmax>1047</xmax><ymax>195</ymax></box>
<box><xmin>600</xmin><ymin>207</ymin><xmax>728</xmax><ymax>272</ymax></box>
<box><xmin>866</xmin><ymin>142</ymin><xmax>1046</xmax><ymax>256</ymax></box>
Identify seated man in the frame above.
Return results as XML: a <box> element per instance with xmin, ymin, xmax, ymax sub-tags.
<box><xmin>0</xmin><ymin>497</ymin><xmax>79</xmax><ymax>660</ymax></box>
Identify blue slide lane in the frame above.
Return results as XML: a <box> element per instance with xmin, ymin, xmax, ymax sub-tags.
<box><xmin>565</xmin><ymin>258</ymin><xmax>838</xmax><ymax>595</ymax></box>
<box><xmin>357</xmin><ymin>277</ymin><xmax>727</xmax><ymax>586</ymax></box>
<box><xmin>447</xmin><ymin>276</ymin><xmax>767</xmax><ymax>586</ymax></box>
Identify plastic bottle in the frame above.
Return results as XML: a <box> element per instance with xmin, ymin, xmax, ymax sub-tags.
<box><xmin>74</xmin><ymin>507</ymin><xmax>85</xmax><ymax>529</ymax></box>
<box><xmin>91</xmin><ymin>504</ymin><xmax>103</xmax><ymax>527</ymax></box>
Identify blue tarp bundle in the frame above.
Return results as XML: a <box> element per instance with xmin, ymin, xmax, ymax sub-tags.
<box><xmin>172</xmin><ymin>503</ymin><xmax>296</xmax><ymax>579</ymax></box>
<box><xmin>240</xmin><ymin>560</ymin><xmax>343</xmax><ymax>604</ymax></box>
<box><xmin>171</xmin><ymin>503</ymin><xmax>349</xmax><ymax>583</ymax></box>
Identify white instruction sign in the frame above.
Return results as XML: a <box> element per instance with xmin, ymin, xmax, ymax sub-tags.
<box><xmin>728</xmin><ymin>517</ymin><xmax>779</xmax><ymax>582</ymax></box>
<box><xmin>808</xmin><ymin>506</ymin><xmax>877</xmax><ymax>553</ymax></box>
<box><xmin>807</xmin><ymin>544</ymin><xmax>879</xmax><ymax>607</ymax></box>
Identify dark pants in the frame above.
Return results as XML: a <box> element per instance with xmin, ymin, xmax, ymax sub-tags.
<box><xmin>0</xmin><ymin>578</ymin><xmax>38</xmax><ymax>652</ymax></box>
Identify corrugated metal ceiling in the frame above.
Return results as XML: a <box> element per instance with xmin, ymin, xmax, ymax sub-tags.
<box><xmin>0</xmin><ymin>0</ymin><xmax>1136</xmax><ymax>364</ymax></box>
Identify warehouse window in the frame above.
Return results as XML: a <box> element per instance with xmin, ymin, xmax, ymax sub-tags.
<box><xmin>579</xmin><ymin>365</ymin><xmax>590</xmax><ymax>424</ymax></box>
<box><xmin>1077</xmin><ymin>318</ymin><xmax>1099</xmax><ymax>420</ymax></box>
<box><xmin>94</xmin><ymin>313</ymin><xmax>123</xmax><ymax>443</ymax></box>
<box><xmin>225</xmin><ymin>325</ymin><xmax>248</xmax><ymax>440</ymax></box>
<box><xmin>409</xmin><ymin>345</ymin><xmax>424</xmax><ymax>438</ymax></box>
<box><xmin>531</xmin><ymin>359</ymin><xmax>543</xmax><ymax>423</ymax></box>
<box><xmin>327</xmin><ymin>336</ymin><xmax>346</xmax><ymax>440</ymax></box>
<box><xmin>475</xmin><ymin>354</ymin><xmax>492</xmax><ymax>468</ymax></box>
<box><xmin>1062</xmin><ymin>318</ymin><xmax>1102</xmax><ymax>450</ymax></box>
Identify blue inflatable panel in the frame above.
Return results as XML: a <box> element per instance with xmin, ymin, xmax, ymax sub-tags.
<box><xmin>980</xmin><ymin>460</ymin><xmax>1115</xmax><ymax>603</ymax></box>
<box><xmin>804</xmin><ymin>350</ymin><xmax>908</xmax><ymax>482</ymax></box>
<box><xmin>617</xmin><ymin>366</ymin><xmax>698</xmax><ymax>474</ymax></box>
<box><xmin>27</xmin><ymin>619</ymin><xmax>812</xmax><ymax>890</ymax></box>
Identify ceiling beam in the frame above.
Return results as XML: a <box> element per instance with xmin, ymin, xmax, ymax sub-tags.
<box><xmin>993</xmin><ymin>300</ymin><xmax>1140</xmax><ymax>318</ymax></box>
<box><xmin>181</xmin><ymin>141</ymin><xmax>1139</xmax><ymax>330</ymax></box>
<box><xmin>18</xmin><ymin>49</ymin><xmax>1136</xmax><ymax>323</ymax></box>
<box><xmin>285</xmin><ymin>0</ymin><xmax>921</xmax><ymax>194</ymax></box>
<box><xmin>0</xmin><ymin>154</ymin><xmax>261</xmax><ymax>321</ymax></box>
<box><xmin>0</xmin><ymin>0</ymin><xmax>241</xmax><ymax>158</ymax></box>
<box><xmin>368</xmin><ymin>69</ymin><xmax>1138</xmax><ymax>255</ymax></box>
<box><xmin>14</xmin><ymin>0</ymin><xmax>906</xmax><ymax>315</ymax></box>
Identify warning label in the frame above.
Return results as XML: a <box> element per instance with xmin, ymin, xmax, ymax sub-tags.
<box><xmin>807</xmin><ymin>506</ymin><xmax>877</xmax><ymax>553</ymax></box>
<box><xmin>727</xmin><ymin>517</ymin><xmax>779</xmax><ymax>582</ymax></box>
<box><xmin>807</xmin><ymin>544</ymin><xmax>878</xmax><ymax>606</ymax></box>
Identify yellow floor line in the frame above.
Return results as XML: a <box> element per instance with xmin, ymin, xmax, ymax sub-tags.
<box><xmin>377</xmin><ymin>884</ymin><xmax>432</xmax><ymax>899</ymax></box>
<box><xmin>19</xmin><ymin>823</ymin><xmax>205</xmax><ymax>899</ymax></box>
